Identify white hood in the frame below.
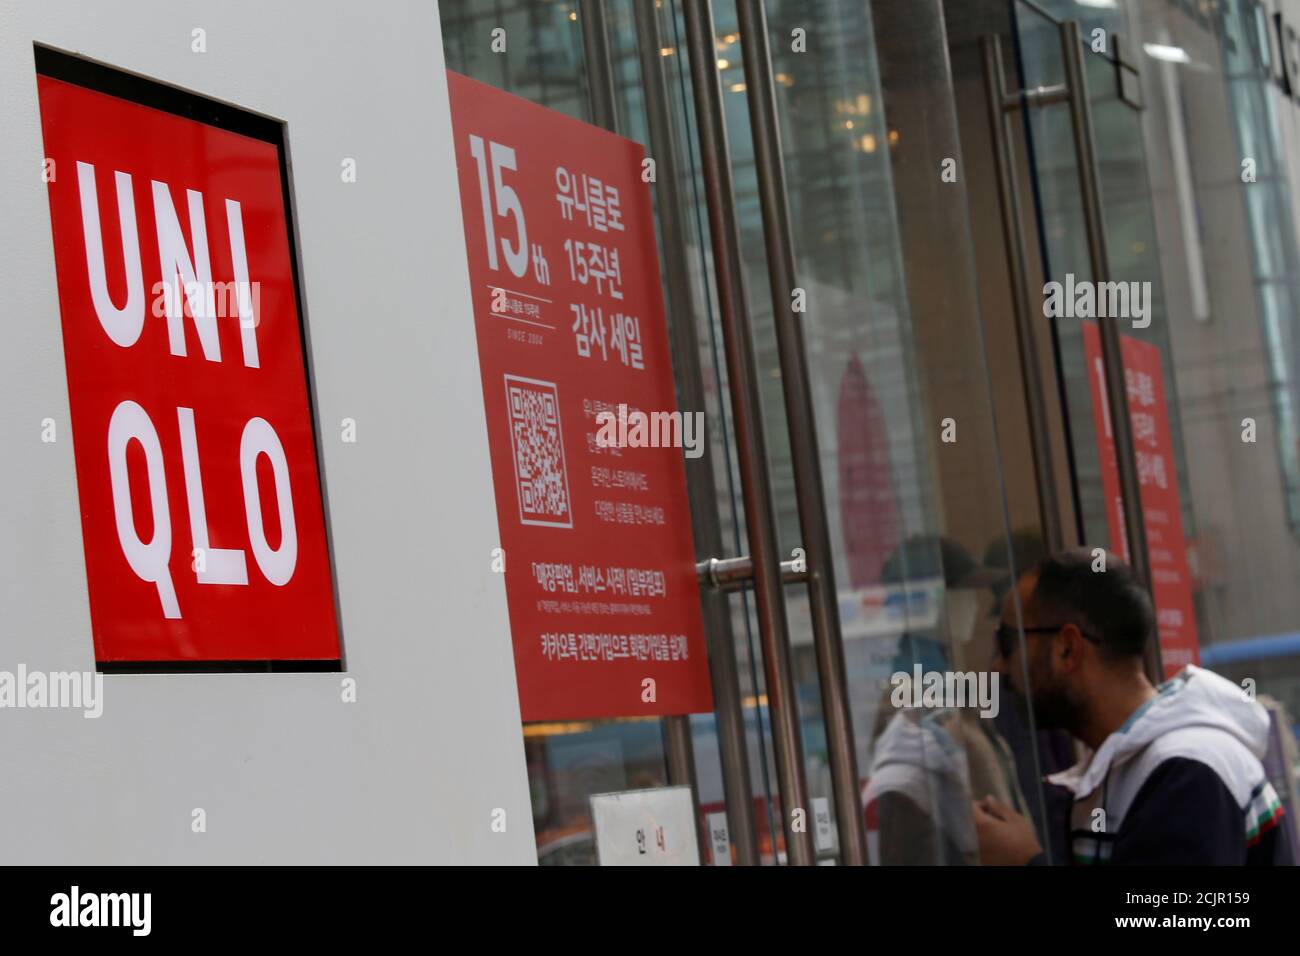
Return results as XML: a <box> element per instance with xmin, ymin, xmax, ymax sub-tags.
<box><xmin>864</xmin><ymin>709</ymin><xmax>978</xmax><ymax>855</ymax></box>
<box><xmin>867</xmin><ymin>709</ymin><xmax>971</xmax><ymax>785</ymax></box>
<box><xmin>1047</xmin><ymin>665</ymin><xmax>1270</xmax><ymax>798</ymax></box>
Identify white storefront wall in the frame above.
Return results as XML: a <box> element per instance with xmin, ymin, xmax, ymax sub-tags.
<box><xmin>0</xmin><ymin>0</ymin><xmax>536</xmax><ymax>863</ymax></box>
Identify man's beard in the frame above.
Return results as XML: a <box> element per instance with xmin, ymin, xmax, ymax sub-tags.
<box><xmin>1030</xmin><ymin>674</ymin><xmax>1085</xmax><ymax>733</ymax></box>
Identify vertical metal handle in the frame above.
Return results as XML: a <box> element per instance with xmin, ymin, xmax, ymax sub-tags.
<box><xmin>682</xmin><ymin>0</ymin><xmax>816</xmax><ymax>866</ymax></box>
<box><xmin>631</xmin><ymin>0</ymin><xmax>760</xmax><ymax>866</ymax></box>
<box><xmin>578</xmin><ymin>0</ymin><xmax>618</xmax><ymax>132</ymax></box>
<box><xmin>581</xmin><ymin>0</ymin><xmax>708</xmax><ymax>865</ymax></box>
<box><xmin>979</xmin><ymin>33</ymin><xmax>1066</xmax><ymax>557</ymax></box>
<box><xmin>735</xmin><ymin>0</ymin><xmax>867</xmax><ymax>866</ymax></box>
<box><xmin>1058</xmin><ymin>21</ymin><xmax>1162</xmax><ymax>679</ymax></box>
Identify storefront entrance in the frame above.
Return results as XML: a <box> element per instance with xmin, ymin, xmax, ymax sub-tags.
<box><xmin>440</xmin><ymin>0</ymin><xmax>1300</xmax><ymax>865</ymax></box>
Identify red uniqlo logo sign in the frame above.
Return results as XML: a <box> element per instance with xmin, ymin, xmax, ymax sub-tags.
<box><xmin>36</xmin><ymin>54</ymin><xmax>341</xmax><ymax>666</ymax></box>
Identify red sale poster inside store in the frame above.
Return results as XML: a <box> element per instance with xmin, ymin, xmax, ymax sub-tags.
<box><xmin>447</xmin><ymin>72</ymin><xmax>712</xmax><ymax>720</ymax></box>
<box><xmin>37</xmin><ymin>57</ymin><xmax>340</xmax><ymax>666</ymax></box>
<box><xmin>1082</xmin><ymin>322</ymin><xmax>1199</xmax><ymax>677</ymax></box>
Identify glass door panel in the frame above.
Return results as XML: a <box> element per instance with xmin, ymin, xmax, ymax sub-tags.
<box><xmin>1011</xmin><ymin>1</ymin><xmax>1202</xmax><ymax>677</ymax></box>
<box><xmin>442</xmin><ymin>0</ymin><xmax>1062</xmax><ymax>865</ymax></box>
<box><xmin>1011</xmin><ymin>0</ymin><xmax>1113</xmax><ymax>551</ymax></box>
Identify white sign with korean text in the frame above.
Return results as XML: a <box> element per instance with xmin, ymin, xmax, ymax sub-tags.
<box><xmin>707</xmin><ymin>811</ymin><xmax>731</xmax><ymax>866</ymax></box>
<box><xmin>590</xmin><ymin>786</ymin><xmax>700</xmax><ymax>866</ymax></box>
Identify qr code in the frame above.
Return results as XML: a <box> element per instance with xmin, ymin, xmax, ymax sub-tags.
<box><xmin>504</xmin><ymin>375</ymin><xmax>573</xmax><ymax>528</ymax></box>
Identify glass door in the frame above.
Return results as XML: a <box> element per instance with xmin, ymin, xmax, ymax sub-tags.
<box><xmin>441</xmin><ymin>0</ymin><xmax>1058</xmax><ymax>865</ymax></box>
<box><xmin>1009</xmin><ymin>0</ymin><xmax>1201</xmax><ymax>679</ymax></box>
<box><xmin>1010</xmin><ymin>0</ymin><xmax>1124</xmax><ymax>554</ymax></box>
<box><xmin>440</xmin><ymin>0</ymin><xmax>789</xmax><ymax>866</ymax></box>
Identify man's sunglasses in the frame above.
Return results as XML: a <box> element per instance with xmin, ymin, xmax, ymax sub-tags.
<box><xmin>994</xmin><ymin>622</ymin><xmax>1101</xmax><ymax>657</ymax></box>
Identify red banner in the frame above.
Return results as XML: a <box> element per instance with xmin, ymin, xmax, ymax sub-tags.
<box><xmin>1082</xmin><ymin>322</ymin><xmax>1199</xmax><ymax>677</ymax></box>
<box><xmin>448</xmin><ymin>73</ymin><xmax>712</xmax><ymax>720</ymax></box>
<box><xmin>37</xmin><ymin>67</ymin><xmax>340</xmax><ymax>665</ymax></box>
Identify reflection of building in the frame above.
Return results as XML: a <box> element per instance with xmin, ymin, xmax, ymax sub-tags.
<box><xmin>837</xmin><ymin>355</ymin><xmax>899</xmax><ymax>588</ymax></box>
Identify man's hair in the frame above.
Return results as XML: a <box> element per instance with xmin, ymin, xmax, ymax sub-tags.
<box><xmin>1028</xmin><ymin>548</ymin><xmax>1154</xmax><ymax>662</ymax></box>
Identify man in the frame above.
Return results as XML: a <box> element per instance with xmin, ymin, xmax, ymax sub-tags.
<box><xmin>974</xmin><ymin>548</ymin><xmax>1292</xmax><ymax>865</ymax></box>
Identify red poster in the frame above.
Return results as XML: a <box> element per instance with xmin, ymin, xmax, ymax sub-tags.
<box><xmin>1082</xmin><ymin>322</ymin><xmax>1199</xmax><ymax>677</ymax></box>
<box><xmin>448</xmin><ymin>73</ymin><xmax>712</xmax><ymax>720</ymax></box>
<box><xmin>37</xmin><ymin>55</ymin><xmax>340</xmax><ymax>665</ymax></box>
